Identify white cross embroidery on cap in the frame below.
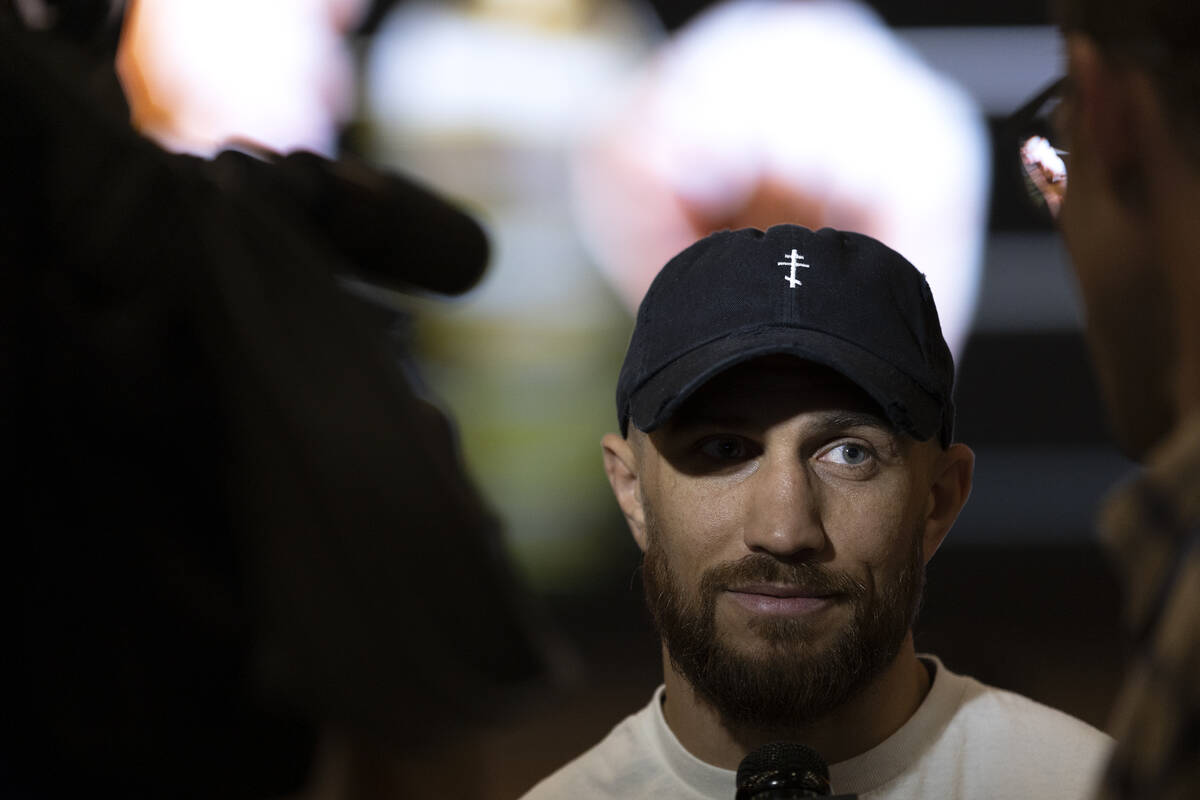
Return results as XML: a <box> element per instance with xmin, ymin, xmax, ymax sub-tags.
<box><xmin>778</xmin><ymin>249</ymin><xmax>810</xmax><ymax>288</ymax></box>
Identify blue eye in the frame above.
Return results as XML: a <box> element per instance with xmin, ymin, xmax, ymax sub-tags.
<box><xmin>824</xmin><ymin>443</ymin><xmax>872</xmax><ymax>466</ymax></box>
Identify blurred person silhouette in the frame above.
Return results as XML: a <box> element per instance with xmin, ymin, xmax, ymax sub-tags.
<box><xmin>520</xmin><ymin>225</ymin><xmax>1111</xmax><ymax>799</ymax></box>
<box><xmin>570</xmin><ymin>0</ymin><xmax>990</xmax><ymax>360</ymax></box>
<box><xmin>0</xmin><ymin>2</ymin><xmax>548</xmax><ymax>797</ymax></box>
<box><xmin>1010</xmin><ymin>1</ymin><xmax>1200</xmax><ymax>797</ymax></box>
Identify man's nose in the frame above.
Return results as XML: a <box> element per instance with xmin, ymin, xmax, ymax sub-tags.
<box><xmin>742</xmin><ymin>456</ymin><xmax>826</xmax><ymax>558</ymax></box>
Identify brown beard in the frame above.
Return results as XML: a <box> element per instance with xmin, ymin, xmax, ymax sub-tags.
<box><xmin>641</xmin><ymin>506</ymin><xmax>925</xmax><ymax>733</ymax></box>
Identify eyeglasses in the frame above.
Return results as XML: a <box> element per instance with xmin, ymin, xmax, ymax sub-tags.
<box><xmin>1008</xmin><ymin>77</ymin><xmax>1068</xmax><ymax>220</ymax></box>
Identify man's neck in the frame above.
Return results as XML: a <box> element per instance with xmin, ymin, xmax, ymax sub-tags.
<box><xmin>1162</xmin><ymin>192</ymin><xmax>1200</xmax><ymax>423</ymax></box>
<box><xmin>1142</xmin><ymin>134</ymin><xmax>1200</xmax><ymax>426</ymax></box>
<box><xmin>659</xmin><ymin>633</ymin><xmax>931</xmax><ymax>770</ymax></box>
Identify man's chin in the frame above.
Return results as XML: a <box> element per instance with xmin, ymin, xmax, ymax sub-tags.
<box><xmin>712</xmin><ymin>627</ymin><xmax>832</xmax><ymax>663</ymax></box>
<box><xmin>673</xmin><ymin>603</ymin><xmax>901</xmax><ymax>730</ymax></box>
<box><xmin>718</xmin><ymin>618</ymin><xmax>850</xmax><ymax>673</ymax></box>
<box><xmin>677</xmin><ymin>644</ymin><xmax>860</xmax><ymax>731</ymax></box>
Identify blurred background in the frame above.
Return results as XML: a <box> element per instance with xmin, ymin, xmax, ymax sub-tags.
<box><xmin>102</xmin><ymin>0</ymin><xmax>1127</xmax><ymax>795</ymax></box>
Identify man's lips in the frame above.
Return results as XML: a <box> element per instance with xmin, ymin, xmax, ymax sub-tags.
<box><xmin>725</xmin><ymin>583</ymin><xmax>838</xmax><ymax>615</ymax></box>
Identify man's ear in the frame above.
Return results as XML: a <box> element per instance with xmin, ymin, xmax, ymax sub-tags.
<box><xmin>1066</xmin><ymin>35</ymin><xmax>1158</xmax><ymax>208</ymax></box>
<box><xmin>601</xmin><ymin>432</ymin><xmax>648</xmax><ymax>552</ymax></box>
<box><xmin>921</xmin><ymin>443</ymin><xmax>974</xmax><ymax>563</ymax></box>
<box><xmin>1067</xmin><ymin>36</ymin><xmax>1131</xmax><ymax>167</ymax></box>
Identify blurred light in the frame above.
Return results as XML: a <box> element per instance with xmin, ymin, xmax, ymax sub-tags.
<box><xmin>13</xmin><ymin>0</ymin><xmax>58</xmax><ymax>30</ymax></box>
<box><xmin>117</xmin><ymin>0</ymin><xmax>366</xmax><ymax>156</ymax></box>
<box><xmin>360</xmin><ymin>0</ymin><xmax>661</xmax><ymax>585</ymax></box>
<box><xmin>366</xmin><ymin>0</ymin><xmax>656</xmax><ymax>148</ymax></box>
<box><xmin>570</xmin><ymin>0</ymin><xmax>991</xmax><ymax>359</ymax></box>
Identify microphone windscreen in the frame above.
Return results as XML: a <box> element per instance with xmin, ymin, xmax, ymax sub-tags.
<box><xmin>273</xmin><ymin>151</ymin><xmax>490</xmax><ymax>296</ymax></box>
<box><xmin>735</xmin><ymin>741</ymin><xmax>831</xmax><ymax>798</ymax></box>
<box><xmin>210</xmin><ymin>149</ymin><xmax>490</xmax><ymax>297</ymax></box>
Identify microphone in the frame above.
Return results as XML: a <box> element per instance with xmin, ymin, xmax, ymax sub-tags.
<box><xmin>735</xmin><ymin>741</ymin><xmax>859</xmax><ymax>799</ymax></box>
<box><xmin>209</xmin><ymin>148</ymin><xmax>491</xmax><ymax>297</ymax></box>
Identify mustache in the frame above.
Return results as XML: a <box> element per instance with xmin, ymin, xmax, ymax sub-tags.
<box><xmin>698</xmin><ymin>554</ymin><xmax>866</xmax><ymax>599</ymax></box>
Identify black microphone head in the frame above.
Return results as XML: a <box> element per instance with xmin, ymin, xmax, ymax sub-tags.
<box><xmin>735</xmin><ymin>741</ymin><xmax>831</xmax><ymax>798</ymax></box>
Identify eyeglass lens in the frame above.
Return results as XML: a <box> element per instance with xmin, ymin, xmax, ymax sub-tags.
<box><xmin>1013</xmin><ymin>78</ymin><xmax>1068</xmax><ymax>220</ymax></box>
<box><xmin>1019</xmin><ymin>134</ymin><xmax>1068</xmax><ymax>218</ymax></box>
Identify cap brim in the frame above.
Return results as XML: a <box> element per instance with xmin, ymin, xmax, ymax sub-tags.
<box><xmin>627</xmin><ymin>326</ymin><xmax>946</xmax><ymax>442</ymax></box>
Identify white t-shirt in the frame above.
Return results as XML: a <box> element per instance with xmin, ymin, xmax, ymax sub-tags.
<box><xmin>519</xmin><ymin>657</ymin><xmax>1112</xmax><ymax>799</ymax></box>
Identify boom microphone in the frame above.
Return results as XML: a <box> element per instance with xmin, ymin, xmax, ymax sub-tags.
<box><xmin>735</xmin><ymin>742</ymin><xmax>859</xmax><ymax>799</ymax></box>
<box><xmin>210</xmin><ymin>148</ymin><xmax>491</xmax><ymax>297</ymax></box>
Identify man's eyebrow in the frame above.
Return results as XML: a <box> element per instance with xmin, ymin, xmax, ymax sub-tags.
<box><xmin>817</xmin><ymin>411</ymin><xmax>894</xmax><ymax>432</ymax></box>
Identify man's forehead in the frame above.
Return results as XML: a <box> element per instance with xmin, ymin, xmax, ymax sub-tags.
<box><xmin>664</xmin><ymin>355</ymin><xmax>893</xmax><ymax>431</ymax></box>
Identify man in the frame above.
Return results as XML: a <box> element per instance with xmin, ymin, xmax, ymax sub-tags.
<box><xmin>1013</xmin><ymin>1</ymin><xmax>1200</xmax><ymax>797</ymax></box>
<box><xmin>521</xmin><ymin>225</ymin><xmax>1111</xmax><ymax>799</ymax></box>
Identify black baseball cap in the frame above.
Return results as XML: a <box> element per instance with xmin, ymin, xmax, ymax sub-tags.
<box><xmin>616</xmin><ymin>225</ymin><xmax>956</xmax><ymax>446</ymax></box>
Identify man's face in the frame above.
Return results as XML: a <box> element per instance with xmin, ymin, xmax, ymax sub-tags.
<box><xmin>630</xmin><ymin>357</ymin><xmax>943</xmax><ymax>731</ymax></box>
<box><xmin>1056</xmin><ymin>36</ymin><xmax>1177</xmax><ymax>457</ymax></box>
